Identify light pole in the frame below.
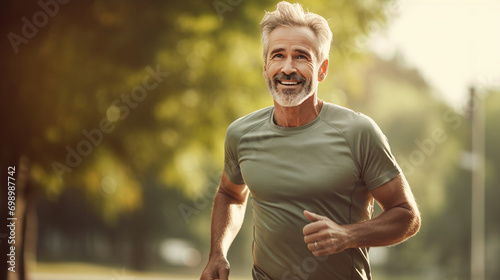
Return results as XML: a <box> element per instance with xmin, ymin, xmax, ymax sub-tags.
<box><xmin>470</xmin><ymin>86</ymin><xmax>485</xmax><ymax>280</ymax></box>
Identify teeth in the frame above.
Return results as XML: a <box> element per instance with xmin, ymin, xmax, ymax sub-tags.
<box><xmin>280</xmin><ymin>81</ymin><xmax>299</xmax><ymax>85</ymax></box>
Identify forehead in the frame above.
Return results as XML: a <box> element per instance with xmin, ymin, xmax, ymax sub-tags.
<box><xmin>267</xmin><ymin>26</ymin><xmax>317</xmax><ymax>55</ymax></box>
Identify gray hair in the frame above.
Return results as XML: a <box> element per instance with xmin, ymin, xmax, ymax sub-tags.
<box><xmin>260</xmin><ymin>1</ymin><xmax>332</xmax><ymax>63</ymax></box>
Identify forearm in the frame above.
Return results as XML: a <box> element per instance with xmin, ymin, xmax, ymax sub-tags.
<box><xmin>304</xmin><ymin>174</ymin><xmax>421</xmax><ymax>256</ymax></box>
<box><xmin>209</xmin><ymin>190</ymin><xmax>248</xmax><ymax>258</ymax></box>
<box><xmin>346</xmin><ymin>203</ymin><xmax>420</xmax><ymax>248</ymax></box>
<box><xmin>346</xmin><ymin>173</ymin><xmax>421</xmax><ymax>249</ymax></box>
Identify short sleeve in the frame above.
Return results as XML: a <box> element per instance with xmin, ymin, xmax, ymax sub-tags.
<box><xmin>223</xmin><ymin>124</ymin><xmax>246</xmax><ymax>185</ymax></box>
<box><xmin>353</xmin><ymin>115</ymin><xmax>401</xmax><ymax>190</ymax></box>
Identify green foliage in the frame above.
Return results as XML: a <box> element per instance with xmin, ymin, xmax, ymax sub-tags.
<box><xmin>1</xmin><ymin>0</ymin><xmax>397</xmax><ymax>215</ymax></box>
<box><xmin>2</xmin><ymin>0</ymin><xmax>498</xmax><ymax>277</ymax></box>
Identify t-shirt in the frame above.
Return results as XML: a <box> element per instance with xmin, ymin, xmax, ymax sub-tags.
<box><xmin>224</xmin><ymin>102</ymin><xmax>401</xmax><ymax>280</ymax></box>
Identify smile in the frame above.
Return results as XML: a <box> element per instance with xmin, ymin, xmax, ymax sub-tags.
<box><xmin>278</xmin><ymin>80</ymin><xmax>301</xmax><ymax>86</ymax></box>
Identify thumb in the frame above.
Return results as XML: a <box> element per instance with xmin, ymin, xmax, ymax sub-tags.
<box><xmin>303</xmin><ymin>210</ymin><xmax>324</xmax><ymax>222</ymax></box>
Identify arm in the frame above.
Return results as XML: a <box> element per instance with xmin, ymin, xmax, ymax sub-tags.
<box><xmin>303</xmin><ymin>173</ymin><xmax>421</xmax><ymax>256</ymax></box>
<box><xmin>200</xmin><ymin>171</ymin><xmax>249</xmax><ymax>280</ymax></box>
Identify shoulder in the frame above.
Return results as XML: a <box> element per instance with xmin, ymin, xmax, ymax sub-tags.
<box><xmin>226</xmin><ymin>106</ymin><xmax>273</xmax><ymax>139</ymax></box>
<box><xmin>321</xmin><ymin>103</ymin><xmax>382</xmax><ymax>137</ymax></box>
<box><xmin>321</xmin><ymin>103</ymin><xmax>398</xmax><ymax>179</ymax></box>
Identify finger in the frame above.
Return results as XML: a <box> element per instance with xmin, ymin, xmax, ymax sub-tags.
<box><xmin>312</xmin><ymin>247</ymin><xmax>331</xmax><ymax>257</ymax></box>
<box><xmin>303</xmin><ymin>219</ymin><xmax>328</xmax><ymax>236</ymax></box>
<box><xmin>312</xmin><ymin>243</ymin><xmax>341</xmax><ymax>257</ymax></box>
<box><xmin>307</xmin><ymin>238</ymin><xmax>340</xmax><ymax>256</ymax></box>
<box><xmin>303</xmin><ymin>231</ymin><xmax>323</xmax><ymax>244</ymax></box>
<box><xmin>307</xmin><ymin>240</ymin><xmax>319</xmax><ymax>252</ymax></box>
<box><xmin>305</xmin><ymin>235</ymin><xmax>328</xmax><ymax>251</ymax></box>
<box><xmin>303</xmin><ymin>210</ymin><xmax>324</xmax><ymax>222</ymax></box>
<box><xmin>319</xmin><ymin>237</ymin><xmax>334</xmax><ymax>250</ymax></box>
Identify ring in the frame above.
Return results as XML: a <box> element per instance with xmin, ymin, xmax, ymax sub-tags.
<box><xmin>314</xmin><ymin>241</ymin><xmax>319</xmax><ymax>250</ymax></box>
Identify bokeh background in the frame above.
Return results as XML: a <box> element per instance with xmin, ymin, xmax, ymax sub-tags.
<box><xmin>1</xmin><ymin>0</ymin><xmax>499</xmax><ymax>279</ymax></box>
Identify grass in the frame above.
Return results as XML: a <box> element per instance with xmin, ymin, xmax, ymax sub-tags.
<box><xmin>32</xmin><ymin>262</ymin><xmax>425</xmax><ymax>280</ymax></box>
<box><xmin>31</xmin><ymin>262</ymin><xmax>253</xmax><ymax>280</ymax></box>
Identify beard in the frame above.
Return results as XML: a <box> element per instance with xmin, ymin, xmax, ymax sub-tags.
<box><xmin>266</xmin><ymin>73</ymin><xmax>314</xmax><ymax>107</ymax></box>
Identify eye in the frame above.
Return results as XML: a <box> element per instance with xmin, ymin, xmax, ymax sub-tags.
<box><xmin>272</xmin><ymin>53</ymin><xmax>284</xmax><ymax>59</ymax></box>
<box><xmin>296</xmin><ymin>55</ymin><xmax>308</xmax><ymax>60</ymax></box>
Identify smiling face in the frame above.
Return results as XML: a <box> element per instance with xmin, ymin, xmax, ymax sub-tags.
<box><xmin>264</xmin><ymin>26</ymin><xmax>328</xmax><ymax>107</ymax></box>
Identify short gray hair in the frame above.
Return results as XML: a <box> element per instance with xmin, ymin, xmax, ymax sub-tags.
<box><xmin>260</xmin><ymin>1</ymin><xmax>332</xmax><ymax>63</ymax></box>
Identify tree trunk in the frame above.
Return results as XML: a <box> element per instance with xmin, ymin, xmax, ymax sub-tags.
<box><xmin>6</xmin><ymin>155</ymin><xmax>34</xmax><ymax>280</ymax></box>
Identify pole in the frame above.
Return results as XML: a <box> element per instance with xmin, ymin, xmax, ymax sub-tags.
<box><xmin>470</xmin><ymin>86</ymin><xmax>485</xmax><ymax>280</ymax></box>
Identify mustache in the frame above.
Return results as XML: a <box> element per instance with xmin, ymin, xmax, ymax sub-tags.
<box><xmin>272</xmin><ymin>73</ymin><xmax>306</xmax><ymax>83</ymax></box>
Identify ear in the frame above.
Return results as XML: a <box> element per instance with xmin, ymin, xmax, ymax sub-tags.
<box><xmin>318</xmin><ymin>59</ymin><xmax>329</xmax><ymax>82</ymax></box>
<box><xmin>263</xmin><ymin>63</ymin><xmax>268</xmax><ymax>79</ymax></box>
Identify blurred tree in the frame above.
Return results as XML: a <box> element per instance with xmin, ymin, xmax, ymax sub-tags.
<box><xmin>0</xmin><ymin>0</ymin><xmax>398</xmax><ymax>278</ymax></box>
<box><xmin>351</xmin><ymin>55</ymin><xmax>451</xmax><ymax>275</ymax></box>
<box><xmin>338</xmin><ymin>54</ymin><xmax>465</xmax><ymax>278</ymax></box>
<box><xmin>349</xmin><ymin>54</ymin><xmax>500</xmax><ymax>279</ymax></box>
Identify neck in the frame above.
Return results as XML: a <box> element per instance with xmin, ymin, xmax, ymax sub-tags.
<box><xmin>273</xmin><ymin>94</ymin><xmax>324</xmax><ymax>127</ymax></box>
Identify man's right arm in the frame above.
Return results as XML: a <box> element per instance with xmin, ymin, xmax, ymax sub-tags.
<box><xmin>200</xmin><ymin>170</ymin><xmax>249</xmax><ymax>280</ymax></box>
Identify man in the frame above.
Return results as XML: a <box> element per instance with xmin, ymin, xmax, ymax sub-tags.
<box><xmin>200</xmin><ymin>2</ymin><xmax>421</xmax><ymax>279</ymax></box>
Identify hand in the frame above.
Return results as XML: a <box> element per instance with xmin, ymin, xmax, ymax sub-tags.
<box><xmin>200</xmin><ymin>255</ymin><xmax>230</xmax><ymax>280</ymax></box>
<box><xmin>302</xmin><ymin>210</ymin><xmax>351</xmax><ymax>256</ymax></box>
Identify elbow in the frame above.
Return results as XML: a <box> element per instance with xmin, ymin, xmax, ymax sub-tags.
<box><xmin>396</xmin><ymin>202</ymin><xmax>421</xmax><ymax>240</ymax></box>
<box><xmin>414</xmin><ymin>211</ymin><xmax>422</xmax><ymax>234</ymax></box>
<box><xmin>407</xmin><ymin>208</ymin><xmax>421</xmax><ymax>238</ymax></box>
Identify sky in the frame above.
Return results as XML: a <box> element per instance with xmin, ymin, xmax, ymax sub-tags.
<box><xmin>369</xmin><ymin>0</ymin><xmax>500</xmax><ymax>109</ymax></box>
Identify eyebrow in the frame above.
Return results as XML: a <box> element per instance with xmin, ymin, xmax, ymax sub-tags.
<box><xmin>295</xmin><ymin>49</ymin><xmax>312</xmax><ymax>57</ymax></box>
<box><xmin>269</xmin><ymin>47</ymin><xmax>313</xmax><ymax>58</ymax></box>
<box><xmin>269</xmin><ymin>48</ymin><xmax>285</xmax><ymax>57</ymax></box>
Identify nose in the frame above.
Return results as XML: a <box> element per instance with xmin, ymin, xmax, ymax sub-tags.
<box><xmin>282</xmin><ymin>56</ymin><xmax>296</xmax><ymax>75</ymax></box>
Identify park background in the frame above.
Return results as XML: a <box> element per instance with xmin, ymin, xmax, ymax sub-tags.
<box><xmin>1</xmin><ymin>0</ymin><xmax>499</xmax><ymax>279</ymax></box>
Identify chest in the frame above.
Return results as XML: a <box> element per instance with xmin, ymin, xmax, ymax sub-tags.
<box><xmin>237</xmin><ymin>129</ymin><xmax>361</xmax><ymax>202</ymax></box>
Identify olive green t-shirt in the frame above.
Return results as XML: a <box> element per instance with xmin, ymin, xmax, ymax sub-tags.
<box><xmin>224</xmin><ymin>102</ymin><xmax>401</xmax><ymax>280</ymax></box>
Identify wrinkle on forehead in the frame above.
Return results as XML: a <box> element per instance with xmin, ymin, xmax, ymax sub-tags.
<box><xmin>267</xmin><ymin>26</ymin><xmax>319</xmax><ymax>61</ymax></box>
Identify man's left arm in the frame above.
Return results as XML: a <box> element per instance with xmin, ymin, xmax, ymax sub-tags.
<box><xmin>303</xmin><ymin>173</ymin><xmax>421</xmax><ymax>256</ymax></box>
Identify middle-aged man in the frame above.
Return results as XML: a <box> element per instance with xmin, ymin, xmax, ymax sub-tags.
<box><xmin>200</xmin><ymin>2</ymin><xmax>421</xmax><ymax>279</ymax></box>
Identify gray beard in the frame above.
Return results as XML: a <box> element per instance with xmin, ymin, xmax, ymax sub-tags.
<box><xmin>266</xmin><ymin>75</ymin><xmax>313</xmax><ymax>107</ymax></box>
